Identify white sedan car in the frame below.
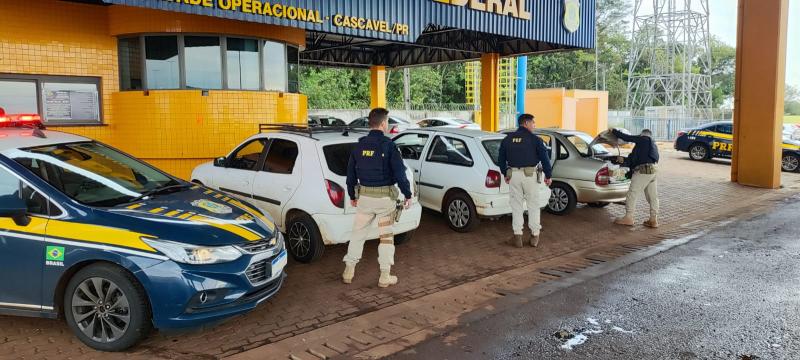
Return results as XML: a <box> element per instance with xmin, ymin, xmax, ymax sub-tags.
<box><xmin>191</xmin><ymin>126</ymin><xmax>422</xmax><ymax>263</ymax></box>
<box><xmin>393</xmin><ymin>128</ymin><xmax>509</xmax><ymax>232</ymax></box>
<box><xmin>417</xmin><ymin>117</ymin><xmax>481</xmax><ymax>130</ymax></box>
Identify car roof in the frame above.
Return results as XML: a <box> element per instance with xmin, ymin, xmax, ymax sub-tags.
<box><xmin>0</xmin><ymin>128</ymin><xmax>91</xmax><ymax>153</ymax></box>
<box><xmin>422</xmin><ymin>117</ymin><xmax>461</xmax><ymax>122</ymax></box>
<box><xmin>408</xmin><ymin>127</ymin><xmax>502</xmax><ymax>139</ymax></box>
<box><xmin>253</xmin><ymin>128</ymin><xmax>367</xmax><ymax>144</ymax></box>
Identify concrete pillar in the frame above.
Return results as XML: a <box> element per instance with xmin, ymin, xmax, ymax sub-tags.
<box><xmin>731</xmin><ymin>0</ymin><xmax>789</xmax><ymax>188</ymax></box>
<box><xmin>480</xmin><ymin>53</ymin><xmax>500</xmax><ymax>132</ymax></box>
<box><xmin>370</xmin><ymin>65</ymin><xmax>387</xmax><ymax>109</ymax></box>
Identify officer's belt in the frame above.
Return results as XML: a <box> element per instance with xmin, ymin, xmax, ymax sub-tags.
<box><xmin>634</xmin><ymin>163</ymin><xmax>658</xmax><ymax>174</ymax></box>
<box><xmin>358</xmin><ymin>185</ymin><xmax>398</xmax><ymax>200</ymax></box>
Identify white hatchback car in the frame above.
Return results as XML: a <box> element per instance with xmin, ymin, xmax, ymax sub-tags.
<box><xmin>417</xmin><ymin>117</ymin><xmax>481</xmax><ymax>130</ymax></box>
<box><xmin>191</xmin><ymin>126</ymin><xmax>422</xmax><ymax>263</ymax></box>
<box><xmin>392</xmin><ymin>128</ymin><xmax>510</xmax><ymax>232</ymax></box>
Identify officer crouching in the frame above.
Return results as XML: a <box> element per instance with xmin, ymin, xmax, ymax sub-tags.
<box><xmin>343</xmin><ymin>108</ymin><xmax>413</xmax><ymax>288</ymax></box>
<box><xmin>498</xmin><ymin>114</ymin><xmax>553</xmax><ymax>248</ymax></box>
<box><xmin>611</xmin><ymin>128</ymin><xmax>660</xmax><ymax>228</ymax></box>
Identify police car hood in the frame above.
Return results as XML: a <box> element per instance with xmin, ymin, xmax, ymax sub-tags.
<box><xmin>104</xmin><ymin>186</ymin><xmax>276</xmax><ymax>247</ymax></box>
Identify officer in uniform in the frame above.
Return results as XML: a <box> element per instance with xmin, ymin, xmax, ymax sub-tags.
<box><xmin>498</xmin><ymin>114</ymin><xmax>553</xmax><ymax>248</ymax></box>
<box><xmin>611</xmin><ymin>128</ymin><xmax>660</xmax><ymax>228</ymax></box>
<box><xmin>343</xmin><ymin>108</ymin><xmax>412</xmax><ymax>288</ymax></box>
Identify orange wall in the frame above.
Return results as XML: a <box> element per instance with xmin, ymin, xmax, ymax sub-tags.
<box><xmin>524</xmin><ymin>88</ymin><xmax>608</xmax><ymax>135</ymax></box>
<box><xmin>0</xmin><ymin>0</ymin><xmax>307</xmax><ymax>179</ymax></box>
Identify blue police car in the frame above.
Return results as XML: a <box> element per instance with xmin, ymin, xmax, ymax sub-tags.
<box><xmin>0</xmin><ymin>124</ymin><xmax>287</xmax><ymax>351</ymax></box>
<box><xmin>674</xmin><ymin>121</ymin><xmax>800</xmax><ymax>172</ymax></box>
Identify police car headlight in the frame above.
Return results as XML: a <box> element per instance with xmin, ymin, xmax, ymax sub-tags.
<box><xmin>142</xmin><ymin>238</ymin><xmax>242</xmax><ymax>265</ymax></box>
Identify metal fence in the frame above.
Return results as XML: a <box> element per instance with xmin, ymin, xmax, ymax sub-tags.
<box><xmin>619</xmin><ymin>117</ymin><xmax>719</xmax><ymax>141</ymax></box>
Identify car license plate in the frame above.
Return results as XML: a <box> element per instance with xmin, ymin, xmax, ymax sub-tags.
<box><xmin>271</xmin><ymin>250</ymin><xmax>287</xmax><ymax>276</ymax></box>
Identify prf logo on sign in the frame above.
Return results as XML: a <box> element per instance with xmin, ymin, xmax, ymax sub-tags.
<box><xmin>433</xmin><ymin>0</ymin><xmax>532</xmax><ymax>21</ymax></box>
<box><xmin>563</xmin><ymin>0</ymin><xmax>581</xmax><ymax>33</ymax></box>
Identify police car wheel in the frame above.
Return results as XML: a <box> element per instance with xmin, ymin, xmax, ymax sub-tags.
<box><xmin>286</xmin><ymin>214</ymin><xmax>324</xmax><ymax>263</ymax></box>
<box><xmin>688</xmin><ymin>143</ymin><xmax>709</xmax><ymax>161</ymax></box>
<box><xmin>546</xmin><ymin>183</ymin><xmax>577</xmax><ymax>216</ymax></box>
<box><xmin>444</xmin><ymin>192</ymin><xmax>479</xmax><ymax>233</ymax></box>
<box><xmin>782</xmin><ymin>153</ymin><xmax>800</xmax><ymax>172</ymax></box>
<box><xmin>64</xmin><ymin>263</ymin><xmax>151</xmax><ymax>352</ymax></box>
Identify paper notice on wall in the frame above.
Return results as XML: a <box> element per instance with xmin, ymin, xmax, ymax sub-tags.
<box><xmin>43</xmin><ymin>83</ymin><xmax>99</xmax><ymax>123</ymax></box>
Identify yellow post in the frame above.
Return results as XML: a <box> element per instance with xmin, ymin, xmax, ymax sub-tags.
<box><xmin>480</xmin><ymin>53</ymin><xmax>500</xmax><ymax>132</ymax></box>
<box><xmin>731</xmin><ymin>0</ymin><xmax>789</xmax><ymax>188</ymax></box>
<box><xmin>370</xmin><ymin>65</ymin><xmax>387</xmax><ymax>109</ymax></box>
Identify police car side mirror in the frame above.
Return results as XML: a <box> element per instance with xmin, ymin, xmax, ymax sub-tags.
<box><xmin>0</xmin><ymin>195</ymin><xmax>31</xmax><ymax>226</ymax></box>
<box><xmin>213</xmin><ymin>157</ymin><xmax>227</xmax><ymax>168</ymax></box>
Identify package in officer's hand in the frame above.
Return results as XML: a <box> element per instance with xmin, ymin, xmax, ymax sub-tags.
<box><xmin>598</xmin><ymin>128</ymin><xmax>632</xmax><ymax>146</ymax></box>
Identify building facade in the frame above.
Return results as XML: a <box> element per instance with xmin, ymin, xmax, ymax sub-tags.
<box><xmin>0</xmin><ymin>0</ymin><xmax>595</xmax><ymax>179</ymax></box>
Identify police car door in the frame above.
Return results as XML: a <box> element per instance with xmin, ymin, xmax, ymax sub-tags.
<box><xmin>711</xmin><ymin>123</ymin><xmax>733</xmax><ymax>158</ymax></box>
<box><xmin>0</xmin><ymin>164</ymin><xmax>47</xmax><ymax>311</ymax></box>
<box><xmin>251</xmin><ymin>138</ymin><xmax>301</xmax><ymax>229</ymax></box>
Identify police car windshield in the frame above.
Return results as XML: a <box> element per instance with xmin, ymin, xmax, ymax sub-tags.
<box><xmin>10</xmin><ymin>142</ymin><xmax>178</xmax><ymax>207</ymax></box>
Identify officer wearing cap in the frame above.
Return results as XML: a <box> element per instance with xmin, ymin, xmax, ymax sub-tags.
<box><xmin>343</xmin><ymin>108</ymin><xmax>412</xmax><ymax>288</ymax></box>
<box><xmin>611</xmin><ymin>128</ymin><xmax>660</xmax><ymax>228</ymax></box>
<box><xmin>498</xmin><ymin>114</ymin><xmax>553</xmax><ymax>248</ymax></box>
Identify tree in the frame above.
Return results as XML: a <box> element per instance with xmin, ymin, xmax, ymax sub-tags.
<box><xmin>525</xmin><ymin>0</ymin><xmax>631</xmax><ymax>108</ymax></box>
<box><xmin>785</xmin><ymin>85</ymin><xmax>800</xmax><ymax>115</ymax></box>
<box><xmin>709</xmin><ymin>37</ymin><xmax>736</xmax><ymax>107</ymax></box>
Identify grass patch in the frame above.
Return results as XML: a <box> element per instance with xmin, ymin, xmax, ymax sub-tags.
<box><xmin>786</xmin><ymin>115</ymin><xmax>800</xmax><ymax>124</ymax></box>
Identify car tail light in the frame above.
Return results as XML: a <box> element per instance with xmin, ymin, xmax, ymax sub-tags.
<box><xmin>325</xmin><ymin>180</ymin><xmax>345</xmax><ymax>208</ymax></box>
<box><xmin>677</xmin><ymin>130</ymin><xmax>686</xmax><ymax>137</ymax></box>
<box><xmin>595</xmin><ymin>167</ymin><xmax>611</xmax><ymax>186</ymax></box>
<box><xmin>485</xmin><ymin>170</ymin><xmax>502</xmax><ymax>188</ymax></box>
<box><xmin>389</xmin><ymin>126</ymin><xmax>399</xmax><ymax>134</ymax></box>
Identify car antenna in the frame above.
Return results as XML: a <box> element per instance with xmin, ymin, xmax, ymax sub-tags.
<box><xmin>32</xmin><ymin>127</ymin><xmax>46</xmax><ymax>138</ymax></box>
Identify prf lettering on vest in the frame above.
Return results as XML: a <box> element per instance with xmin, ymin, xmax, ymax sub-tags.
<box><xmin>512</xmin><ymin>137</ymin><xmax>522</xmax><ymax>143</ymax></box>
<box><xmin>362</xmin><ymin>150</ymin><xmax>376</xmax><ymax>157</ymax></box>
<box><xmin>433</xmin><ymin>0</ymin><xmax>532</xmax><ymax>20</ymax></box>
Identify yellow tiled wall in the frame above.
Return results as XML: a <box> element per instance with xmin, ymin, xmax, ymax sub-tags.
<box><xmin>0</xmin><ymin>0</ymin><xmax>307</xmax><ymax>179</ymax></box>
<box><xmin>111</xmin><ymin>90</ymin><xmax>307</xmax><ymax>177</ymax></box>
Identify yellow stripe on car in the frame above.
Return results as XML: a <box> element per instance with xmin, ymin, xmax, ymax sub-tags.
<box><xmin>187</xmin><ymin>214</ymin><xmax>263</xmax><ymax>241</ymax></box>
<box><xmin>225</xmin><ymin>198</ymin><xmax>276</xmax><ymax>232</ymax></box>
<box><xmin>1</xmin><ymin>218</ymin><xmax>156</xmax><ymax>252</ymax></box>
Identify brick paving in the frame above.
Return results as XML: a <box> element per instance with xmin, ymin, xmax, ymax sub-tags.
<box><xmin>1</xmin><ymin>149</ymin><xmax>799</xmax><ymax>360</ymax></box>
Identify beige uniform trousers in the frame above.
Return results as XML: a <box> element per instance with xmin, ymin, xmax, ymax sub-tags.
<box><xmin>343</xmin><ymin>194</ymin><xmax>396</xmax><ymax>271</ymax></box>
<box><xmin>625</xmin><ymin>171</ymin><xmax>659</xmax><ymax>219</ymax></box>
<box><xmin>509</xmin><ymin>168</ymin><xmax>542</xmax><ymax>236</ymax></box>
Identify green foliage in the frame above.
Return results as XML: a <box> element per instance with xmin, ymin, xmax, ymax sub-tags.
<box><xmin>709</xmin><ymin>37</ymin><xmax>736</xmax><ymax>107</ymax></box>
<box><xmin>300</xmin><ymin>67</ymin><xmax>369</xmax><ymax>108</ymax></box>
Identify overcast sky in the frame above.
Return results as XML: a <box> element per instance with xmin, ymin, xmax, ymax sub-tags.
<box><xmin>632</xmin><ymin>0</ymin><xmax>799</xmax><ymax>88</ymax></box>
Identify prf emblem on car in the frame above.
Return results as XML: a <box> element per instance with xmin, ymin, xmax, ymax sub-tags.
<box><xmin>362</xmin><ymin>150</ymin><xmax>375</xmax><ymax>157</ymax></box>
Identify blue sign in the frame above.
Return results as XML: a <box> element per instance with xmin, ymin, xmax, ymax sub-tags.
<box><xmin>101</xmin><ymin>0</ymin><xmax>595</xmax><ymax>49</ymax></box>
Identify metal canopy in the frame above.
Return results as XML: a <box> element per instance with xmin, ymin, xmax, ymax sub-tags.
<box><xmin>302</xmin><ymin>24</ymin><xmax>579</xmax><ymax>68</ymax></box>
<box><xmin>100</xmin><ymin>0</ymin><xmax>595</xmax><ymax>68</ymax></box>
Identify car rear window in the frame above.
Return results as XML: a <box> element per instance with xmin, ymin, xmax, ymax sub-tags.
<box><xmin>323</xmin><ymin>143</ymin><xmax>356</xmax><ymax>176</ymax></box>
<box><xmin>482</xmin><ymin>139</ymin><xmax>502</xmax><ymax>166</ymax></box>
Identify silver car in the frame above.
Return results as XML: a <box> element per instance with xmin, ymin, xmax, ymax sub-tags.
<box><xmin>497</xmin><ymin>129</ymin><xmax>630</xmax><ymax>215</ymax></box>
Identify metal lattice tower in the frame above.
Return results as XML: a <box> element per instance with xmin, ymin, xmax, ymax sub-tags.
<box><xmin>626</xmin><ymin>0</ymin><xmax>713</xmax><ymax>118</ymax></box>
<box><xmin>465</xmin><ymin>61</ymin><xmax>480</xmax><ymax>108</ymax></box>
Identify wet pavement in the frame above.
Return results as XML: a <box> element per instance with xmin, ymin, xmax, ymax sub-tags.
<box><xmin>390</xmin><ymin>195</ymin><xmax>800</xmax><ymax>360</ymax></box>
